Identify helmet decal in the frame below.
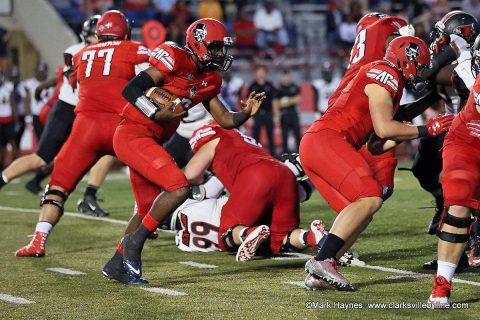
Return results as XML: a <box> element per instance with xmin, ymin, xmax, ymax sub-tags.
<box><xmin>193</xmin><ymin>24</ymin><xmax>207</xmax><ymax>42</ymax></box>
<box><xmin>405</xmin><ymin>43</ymin><xmax>420</xmax><ymax>62</ymax></box>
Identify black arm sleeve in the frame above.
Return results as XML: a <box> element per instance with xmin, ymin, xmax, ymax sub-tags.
<box><xmin>394</xmin><ymin>90</ymin><xmax>442</xmax><ymax>122</ymax></box>
<box><xmin>122</xmin><ymin>71</ymin><xmax>156</xmax><ymax>105</ymax></box>
<box><xmin>417</xmin><ymin>45</ymin><xmax>457</xmax><ymax>81</ymax></box>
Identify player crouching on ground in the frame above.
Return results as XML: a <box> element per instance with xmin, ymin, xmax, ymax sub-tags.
<box><xmin>427</xmin><ymin>34</ymin><xmax>480</xmax><ymax>308</ymax></box>
<box><xmin>184</xmin><ymin>121</ymin><xmax>326</xmax><ymax>261</ymax></box>
<box><xmin>103</xmin><ymin>19</ymin><xmax>266</xmax><ymax>284</ymax></box>
<box><xmin>301</xmin><ymin>36</ymin><xmax>455</xmax><ymax>291</ymax></box>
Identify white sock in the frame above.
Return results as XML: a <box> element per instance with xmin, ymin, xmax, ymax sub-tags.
<box><xmin>2</xmin><ymin>174</ymin><xmax>8</xmax><ymax>183</ymax></box>
<box><xmin>35</xmin><ymin>221</ymin><xmax>53</xmax><ymax>234</ymax></box>
<box><xmin>437</xmin><ymin>260</ymin><xmax>457</xmax><ymax>282</ymax></box>
<box><xmin>238</xmin><ymin>227</ymin><xmax>249</xmax><ymax>243</ymax></box>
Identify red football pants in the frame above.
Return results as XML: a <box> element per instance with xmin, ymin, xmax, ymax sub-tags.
<box><xmin>442</xmin><ymin>135</ymin><xmax>480</xmax><ymax>209</ymax></box>
<box><xmin>113</xmin><ymin>118</ymin><xmax>189</xmax><ymax>216</ymax></box>
<box><xmin>299</xmin><ymin>129</ymin><xmax>383</xmax><ymax>213</ymax></box>
<box><xmin>49</xmin><ymin>112</ymin><xmax>119</xmax><ymax>193</ymax></box>
<box><xmin>218</xmin><ymin>160</ymin><xmax>299</xmax><ymax>253</ymax></box>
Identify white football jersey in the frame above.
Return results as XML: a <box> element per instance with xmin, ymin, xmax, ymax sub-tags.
<box><xmin>20</xmin><ymin>78</ymin><xmax>54</xmax><ymax>115</ymax></box>
<box><xmin>174</xmin><ymin>196</ymin><xmax>227</xmax><ymax>252</ymax></box>
<box><xmin>0</xmin><ymin>81</ymin><xmax>14</xmax><ymax>118</ymax></box>
<box><xmin>312</xmin><ymin>77</ymin><xmax>341</xmax><ymax>114</ymax></box>
<box><xmin>454</xmin><ymin>50</ymin><xmax>475</xmax><ymax>91</ymax></box>
<box><xmin>58</xmin><ymin>42</ymin><xmax>85</xmax><ymax>106</ymax></box>
<box><xmin>176</xmin><ymin>103</ymin><xmax>212</xmax><ymax>139</ymax></box>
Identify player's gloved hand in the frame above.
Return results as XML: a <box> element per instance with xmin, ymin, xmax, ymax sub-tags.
<box><xmin>466</xmin><ymin>120</ymin><xmax>480</xmax><ymax>139</ymax></box>
<box><xmin>398</xmin><ymin>24</ymin><xmax>415</xmax><ymax>36</ymax></box>
<box><xmin>240</xmin><ymin>91</ymin><xmax>266</xmax><ymax>117</ymax></box>
<box><xmin>426</xmin><ymin>114</ymin><xmax>455</xmax><ymax>137</ymax></box>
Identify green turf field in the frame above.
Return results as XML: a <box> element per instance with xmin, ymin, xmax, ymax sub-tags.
<box><xmin>0</xmin><ymin>165</ymin><xmax>479</xmax><ymax>319</ymax></box>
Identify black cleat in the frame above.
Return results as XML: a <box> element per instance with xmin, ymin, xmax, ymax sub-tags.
<box><xmin>77</xmin><ymin>195</ymin><xmax>109</xmax><ymax>217</ymax></box>
<box><xmin>122</xmin><ymin>234</ymin><xmax>144</xmax><ymax>279</ymax></box>
<box><xmin>25</xmin><ymin>180</ymin><xmax>43</xmax><ymax>196</ymax></box>
<box><xmin>423</xmin><ymin>252</ymin><xmax>470</xmax><ymax>270</ymax></box>
<box><xmin>427</xmin><ymin>211</ymin><xmax>442</xmax><ymax>235</ymax></box>
<box><xmin>102</xmin><ymin>255</ymin><xmax>148</xmax><ymax>285</ymax></box>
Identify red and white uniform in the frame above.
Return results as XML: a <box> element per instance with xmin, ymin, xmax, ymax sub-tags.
<box><xmin>328</xmin><ymin>17</ymin><xmax>404</xmax><ymax>190</ymax></box>
<box><xmin>441</xmin><ymin>78</ymin><xmax>480</xmax><ymax>209</ymax></box>
<box><xmin>300</xmin><ymin>61</ymin><xmax>404</xmax><ymax>213</ymax></box>
<box><xmin>116</xmin><ymin>42</ymin><xmax>222</xmax><ymax>216</ymax></box>
<box><xmin>0</xmin><ymin>81</ymin><xmax>14</xmax><ymax>123</ymax></box>
<box><xmin>174</xmin><ymin>196</ymin><xmax>227</xmax><ymax>252</ymax></box>
<box><xmin>190</xmin><ymin>123</ymin><xmax>299</xmax><ymax>253</ymax></box>
<box><xmin>49</xmin><ymin>40</ymin><xmax>149</xmax><ymax>193</ymax></box>
<box><xmin>39</xmin><ymin>65</ymin><xmax>64</xmax><ymax>125</ymax></box>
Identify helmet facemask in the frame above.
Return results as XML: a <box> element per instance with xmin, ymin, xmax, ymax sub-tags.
<box><xmin>204</xmin><ymin>38</ymin><xmax>233</xmax><ymax>72</ymax></box>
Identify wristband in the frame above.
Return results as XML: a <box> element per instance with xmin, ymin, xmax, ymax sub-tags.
<box><xmin>135</xmin><ymin>95</ymin><xmax>159</xmax><ymax>119</ymax></box>
<box><xmin>232</xmin><ymin>112</ymin><xmax>249</xmax><ymax>127</ymax></box>
<box><xmin>417</xmin><ymin>125</ymin><xmax>428</xmax><ymax>138</ymax></box>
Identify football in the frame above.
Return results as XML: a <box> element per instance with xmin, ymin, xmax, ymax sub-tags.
<box><xmin>144</xmin><ymin>87</ymin><xmax>185</xmax><ymax>114</ymax></box>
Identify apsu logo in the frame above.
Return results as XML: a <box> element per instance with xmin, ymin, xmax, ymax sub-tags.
<box><xmin>193</xmin><ymin>24</ymin><xmax>207</xmax><ymax>42</ymax></box>
<box><xmin>405</xmin><ymin>43</ymin><xmax>420</xmax><ymax>62</ymax></box>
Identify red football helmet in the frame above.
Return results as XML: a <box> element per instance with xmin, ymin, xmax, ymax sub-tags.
<box><xmin>384</xmin><ymin>36</ymin><xmax>430</xmax><ymax>86</ymax></box>
<box><xmin>356</xmin><ymin>13</ymin><xmax>408</xmax><ymax>34</ymax></box>
<box><xmin>96</xmin><ymin>10</ymin><xmax>131</xmax><ymax>41</ymax></box>
<box><xmin>186</xmin><ymin>18</ymin><xmax>233</xmax><ymax>71</ymax></box>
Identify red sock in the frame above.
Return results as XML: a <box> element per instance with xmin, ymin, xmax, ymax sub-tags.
<box><xmin>117</xmin><ymin>242</ymin><xmax>123</xmax><ymax>255</ymax></box>
<box><xmin>306</xmin><ymin>231</ymin><xmax>317</xmax><ymax>248</ymax></box>
<box><xmin>142</xmin><ymin>213</ymin><xmax>160</xmax><ymax>232</ymax></box>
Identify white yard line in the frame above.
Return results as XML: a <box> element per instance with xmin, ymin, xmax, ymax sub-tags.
<box><xmin>3</xmin><ymin>205</ymin><xmax>480</xmax><ymax>288</ymax></box>
<box><xmin>179</xmin><ymin>261</ymin><xmax>218</xmax><ymax>269</ymax></box>
<box><xmin>0</xmin><ymin>294</ymin><xmax>35</xmax><ymax>304</ymax></box>
<box><xmin>141</xmin><ymin>287</ymin><xmax>187</xmax><ymax>296</ymax></box>
<box><xmin>285</xmin><ymin>280</ymin><xmax>307</xmax><ymax>289</ymax></box>
<box><xmin>46</xmin><ymin>268</ymin><xmax>86</xmax><ymax>276</ymax></box>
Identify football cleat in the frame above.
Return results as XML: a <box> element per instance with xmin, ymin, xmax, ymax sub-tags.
<box><xmin>468</xmin><ymin>236</ymin><xmax>480</xmax><ymax>268</ymax></box>
<box><xmin>236</xmin><ymin>225</ymin><xmax>270</xmax><ymax>262</ymax></box>
<box><xmin>280</xmin><ymin>153</ymin><xmax>305</xmax><ymax>177</ymax></box>
<box><xmin>305</xmin><ymin>257</ymin><xmax>356</xmax><ymax>291</ymax></box>
<box><xmin>77</xmin><ymin>195</ymin><xmax>109</xmax><ymax>217</ymax></box>
<box><xmin>103</xmin><ymin>256</ymin><xmax>148</xmax><ymax>285</ymax></box>
<box><xmin>427</xmin><ymin>274</ymin><xmax>451</xmax><ymax>308</ymax></box>
<box><xmin>427</xmin><ymin>211</ymin><xmax>442</xmax><ymax>235</ymax></box>
<box><xmin>304</xmin><ymin>273</ymin><xmax>335</xmax><ymax>290</ymax></box>
<box><xmin>423</xmin><ymin>252</ymin><xmax>469</xmax><ymax>270</ymax></box>
<box><xmin>25</xmin><ymin>180</ymin><xmax>43</xmax><ymax>196</ymax></box>
<box><xmin>310</xmin><ymin>220</ymin><xmax>327</xmax><ymax>250</ymax></box>
<box><xmin>121</xmin><ymin>234</ymin><xmax>144</xmax><ymax>279</ymax></box>
<box><xmin>15</xmin><ymin>231</ymin><xmax>47</xmax><ymax>257</ymax></box>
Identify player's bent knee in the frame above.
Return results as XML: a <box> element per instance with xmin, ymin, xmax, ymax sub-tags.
<box><xmin>436</xmin><ymin>208</ymin><xmax>472</xmax><ymax>243</ymax></box>
<box><xmin>448</xmin><ymin>205</ymin><xmax>472</xmax><ymax>218</ymax></box>
<box><xmin>40</xmin><ymin>185</ymin><xmax>67</xmax><ymax>216</ymax></box>
<box><xmin>31</xmin><ymin>153</ymin><xmax>48</xmax><ymax>167</ymax></box>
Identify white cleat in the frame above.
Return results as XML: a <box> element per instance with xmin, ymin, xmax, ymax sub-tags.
<box><xmin>236</xmin><ymin>225</ymin><xmax>270</xmax><ymax>262</ymax></box>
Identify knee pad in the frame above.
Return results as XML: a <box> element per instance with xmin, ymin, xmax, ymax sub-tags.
<box><xmin>40</xmin><ymin>185</ymin><xmax>67</xmax><ymax>216</ymax></box>
<box><xmin>220</xmin><ymin>226</ymin><xmax>239</xmax><ymax>252</ymax></box>
<box><xmin>436</xmin><ymin>208</ymin><xmax>472</xmax><ymax>243</ymax></box>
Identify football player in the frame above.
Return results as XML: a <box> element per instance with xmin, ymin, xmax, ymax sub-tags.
<box><xmin>301</xmin><ymin>36</ymin><xmax>453</xmax><ymax>291</ymax></box>
<box><xmin>0</xmin><ymin>72</ymin><xmax>17</xmax><ymax>171</ymax></box>
<box><xmin>103</xmin><ymin>18</ymin><xmax>265</xmax><ymax>284</ymax></box>
<box><xmin>14</xmin><ymin>10</ymin><xmax>150</xmax><ymax>256</ymax></box>
<box><xmin>427</xmin><ymin>34</ymin><xmax>480</xmax><ymax>308</ymax></box>
<box><xmin>183</xmin><ymin>122</ymin><xmax>322</xmax><ymax>260</ymax></box>
<box><xmin>0</xmin><ymin>15</ymin><xmax>115</xmax><ymax>216</ymax></box>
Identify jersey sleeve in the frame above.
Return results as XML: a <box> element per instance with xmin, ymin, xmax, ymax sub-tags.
<box><xmin>364</xmin><ymin>64</ymin><xmax>400</xmax><ymax>98</ymax></box>
<box><xmin>189</xmin><ymin>124</ymin><xmax>220</xmax><ymax>153</ymax></box>
<box><xmin>149</xmin><ymin>43</ymin><xmax>178</xmax><ymax>75</ymax></box>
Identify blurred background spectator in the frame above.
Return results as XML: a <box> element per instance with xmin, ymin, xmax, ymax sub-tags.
<box><xmin>277</xmin><ymin>69</ymin><xmax>301</xmax><ymax>154</ymax></box>
<box><xmin>197</xmin><ymin>0</ymin><xmax>224</xmax><ymax>21</ymax></box>
<box><xmin>253</xmin><ymin>1</ymin><xmax>289</xmax><ymax>52</ymax></box>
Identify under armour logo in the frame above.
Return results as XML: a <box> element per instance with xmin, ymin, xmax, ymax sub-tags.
<box><xmin>201</xmin><ymin>81</ymin><xmax>208</xmax><ymax>87</ymax></box>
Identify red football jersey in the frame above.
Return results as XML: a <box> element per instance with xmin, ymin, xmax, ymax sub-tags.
<box><xmin>328</xmin><ymin>17</ymin><xmax>404</xmax><ymax>109</ymax></box>
<box><xmin>448</xmin><ymin>76</ymin><xmax>480</xmax><ymax>148</ymax></box>
<box><xmin>122</xmin><ymin>42</ymin><xmax>222</xmax><ymax>138</ymax></box>
<box><xmin>307</xmin><ymin>60</ymin><xmax>404</xmax><ymax>149</ymax></box>
<box><xmin>190</xmin><ymin>122</ymin><xmax>276</xmax><ymax>191</ymax></box>
<box><xmin>73</xmin><ymin>40</ymin><xmax>149</xmax><ymax>114</ymax></box>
